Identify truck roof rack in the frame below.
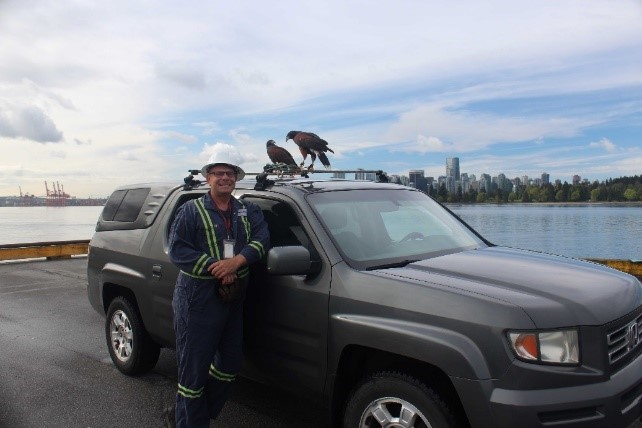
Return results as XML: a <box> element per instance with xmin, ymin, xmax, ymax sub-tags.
<box><xmin>184</xmin><ymin>164</ymin><xmax>390</xmax><ymax>191</ymax></box>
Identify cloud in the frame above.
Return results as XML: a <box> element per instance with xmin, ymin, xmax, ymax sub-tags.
<box><xmin>155</xmin><ymin>63</ymin><xmax>206</xmax><ymax>90</ymax></box>
<box><xmin>159</xmin><ymin>131</ymin><xmax>197</xmax><ymax>144</ymax></box>
<box><xmin>228</xmin><ymin>128</ymin><xmax>253</xmax><ymax>145</ymax></box>
<box><xmin>589</xmin><ymin>137</ymin><xmax>617</xmax><ymax>153</ymax></box>
<box><xmin>118</xmin><ymin>151</ymin><xmax>141</xmax><ymax>161</ymax></box>
<box><xmin>387</xmin><ymin>105</ymin><xmax>587</xmax><ymax>153</ymax></box>
<box><xmin>74</xmin><ymin>138</ymin><xmax>91</xmax><ymax>145</ymax></box>
<box><xmin>415</xmin><ymin>135</ymin><xmax>449</xmax><ymax>152</ymax></box>
<box><xmin>194</xmin><ymin>122</ymin><xmax>220</xmax><ymax>135</ymax></box>
<box><xmin>0</xmin><ymin>105</ymin><xmax>63</xmax><ymax>143</ymax></box>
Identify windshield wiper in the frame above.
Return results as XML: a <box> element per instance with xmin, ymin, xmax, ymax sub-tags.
<box><xmin>366</xmin><ymin>260</ymin><xmax>419</xmax><ymax>271</ymax></box>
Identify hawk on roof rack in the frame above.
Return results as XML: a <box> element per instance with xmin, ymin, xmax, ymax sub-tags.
<box><xmin>266</xmin><ymin>140</ymin><xmax>297</xmax><ymax>166</ymax></box>
<box><xmin>286</xmin><ymin>130</ymin><xmax>334</xmax><ymax>170</ymax></box>
<box><xmin>265</xmin><ymin>140</ymin><xmax>300</xmax><ymax>176</ymax></box>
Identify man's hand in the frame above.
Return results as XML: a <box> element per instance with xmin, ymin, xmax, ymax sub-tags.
<box><xmin>207</xmin><ymin>255</ymin><xmax>247</xmax><ymax>280</ymax></box>
<box><xmin>221</xmin><ymin>273</ymin><xmax>237</xmax><ymax>285</ymax></box>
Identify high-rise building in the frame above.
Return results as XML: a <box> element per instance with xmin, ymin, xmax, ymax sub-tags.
<box><xmin>408</xmin><ymin>170</ymin><xmax>427</xmax><ymax>192</ymax></box>
<box><xmin>479</xmin><ymin>173</ymin><xmax>492</xmax><ymax>192</ymax></box>
<box><xmin>541</xmin><ymin>172</ymin><xmax>550</xmax><ymax>185</ymax></box>
<box><xmin>461</xmin><ymin>173</ymin><xmax>470</xmax><ymax>193</ymax></box>
<box><xmin>446</xmin><ymin>176</ymin><xmax>456</xmax><ymax>194</ymax></box>
<box><xmin>446</xmin><ymin>157</ymin><xmax>460</xmax><ymax>181</ymax></box>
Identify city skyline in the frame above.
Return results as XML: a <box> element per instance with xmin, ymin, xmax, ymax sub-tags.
<box><xmin>398</xmin><ymin>156</ymin><xmax>610</xmax><ymax>191</ymax></box>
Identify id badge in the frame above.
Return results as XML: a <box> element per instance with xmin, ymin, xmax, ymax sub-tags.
<box><xmin>223</xmin><ymin>239</ymin><xmax>235</xmax><ymax>259</ymax></box>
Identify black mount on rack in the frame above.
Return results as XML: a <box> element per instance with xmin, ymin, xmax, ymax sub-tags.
<box><xmin>183</xmin><ymin>170</ymin><xmax>203</xmax><ymax>190</ymax></box>
<box><xmin>254</xmin><ymin>172</ymin><xmax>275</xmax><ymax>190</ymax></box>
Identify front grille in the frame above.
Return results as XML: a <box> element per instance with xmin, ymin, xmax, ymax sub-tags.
<box><xmin>607</xmin><ymin>312</ymin><xmax>642</xmax><ymax>367</ymax></box>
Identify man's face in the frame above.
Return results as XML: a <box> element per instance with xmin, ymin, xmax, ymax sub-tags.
<box><xmin>207</xmin><ymin>165</ymin><xmax>237</xmax><ymax>196</ymax></box>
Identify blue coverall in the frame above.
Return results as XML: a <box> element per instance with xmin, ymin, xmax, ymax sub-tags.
<box><xmin>168</xmin><ymin>192</ymin><xmax>269</xmax><ymax>427</ymax></box>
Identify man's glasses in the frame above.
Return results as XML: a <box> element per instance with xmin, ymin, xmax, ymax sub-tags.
<box><xmin>209</xmin><ymin>171</ymin><xmax>237</xmax><ymax>178</ymax></box>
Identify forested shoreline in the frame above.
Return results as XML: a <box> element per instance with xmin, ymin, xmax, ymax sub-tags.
<box><xmin>432</xmin><ymin>175</ymin><xmax>642</xmax><ymax>203</ymax></box>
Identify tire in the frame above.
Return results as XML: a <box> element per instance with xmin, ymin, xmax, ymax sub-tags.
<box><xmin>105</xmin><ymin>296</ymin><xmax>160</xmax><ymax>375</ymax></box>
<box><xmin>343</xmin><ymin>371</ymin><xmax>459</xmax><ymax>428</ymax></box>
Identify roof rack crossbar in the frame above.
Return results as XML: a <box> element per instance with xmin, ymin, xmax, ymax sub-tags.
<box><xmin>184</xmin><ymin>165</ymin><xmax>390</xmax><ymax>189</ymax></box>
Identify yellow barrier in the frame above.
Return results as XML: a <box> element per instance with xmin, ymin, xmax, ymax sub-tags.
<box><xmin>0</xmin><ymin>242</ymin><xmax>639</xmax><ymax>281</ymax></box>
<box><xmin>0</xmin><ymin>240</ymin><xmax>90</xmax><ymax>261</ymax></box>
<box><xmin>587</xmin><ymin>259</ymin><xmax>642</xmax><ymax>281</ymax></box>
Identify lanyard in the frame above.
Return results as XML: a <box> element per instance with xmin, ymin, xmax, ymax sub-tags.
<box><xmin>217</xmin><ymin>204</ymin><xmax>232</xmax><ymax>238</ymax></box>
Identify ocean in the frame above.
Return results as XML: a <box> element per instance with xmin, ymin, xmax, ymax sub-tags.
<box><xmin>0</xmin><ymin>206</ymin><xmax>104</xmax><ymax>245</ymax></box>
<box><xmin>448</xmin><ymin>203</ymin><xmax>641</xmax><ymax>261</ymax></box>
<box><xmin>0</xmin><ymin>204</ymin><xmax>640</xmax><ymax>260</ymax></box>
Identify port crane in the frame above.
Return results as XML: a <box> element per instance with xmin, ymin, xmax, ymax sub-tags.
<box><xmin>44</xmin><ymin>181</ymin><xmax>70</xmax><ymax>206</ymax></box>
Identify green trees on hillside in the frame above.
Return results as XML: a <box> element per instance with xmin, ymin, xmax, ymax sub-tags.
<box><xmin>435</xmin><ymin>175</ymin><xmax>641</xmax><ymax>203</ymax></box>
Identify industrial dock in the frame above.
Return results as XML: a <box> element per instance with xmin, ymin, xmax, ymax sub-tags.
<box><xmin>0</xmin><ymin>181</ymin><xmax>107</xmax><ymax>207</ymax></box>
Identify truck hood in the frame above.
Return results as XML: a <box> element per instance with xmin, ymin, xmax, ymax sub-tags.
<box><xmin>381</xmin><ymin>246</ymin><xmax>642</xmax><ymax>327</ymax></box>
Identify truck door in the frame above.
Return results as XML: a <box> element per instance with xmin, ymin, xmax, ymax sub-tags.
<box><xmin>143</xmin><ymin>191</ymin><xmax>205</xmax><ymax>347</ymax></box>
<box><xmin>240</xmin><ymin>196</ymin><xmax>330</xmax><ymax>397</ymax></box>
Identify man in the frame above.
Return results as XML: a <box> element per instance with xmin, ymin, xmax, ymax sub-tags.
<box><xmin>168</xmin><ymin>153</ymin><xmax>270</xmax><ymax>427</ymax></box>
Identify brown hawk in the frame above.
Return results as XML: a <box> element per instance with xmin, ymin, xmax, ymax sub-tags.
<box><xmin>266</xmin><ymin>140</ymin><xmax>297</xmax><ymax>165</ymax></box>
<box><xmin>285</xmin><ymin>130</ymin><xmax>334</xmax><ymax>170</ymax></box>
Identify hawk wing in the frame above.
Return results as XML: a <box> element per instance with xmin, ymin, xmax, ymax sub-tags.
<box><xmin>293</xmin><ymin>132</ymin><xmax>334</xmax><ymax>153</ymax></box>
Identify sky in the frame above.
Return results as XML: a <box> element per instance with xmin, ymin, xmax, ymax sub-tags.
<box><xmin>1</xmin><ymin>1</ymin><xmax>641</xmax><ymax>198</ymax></box>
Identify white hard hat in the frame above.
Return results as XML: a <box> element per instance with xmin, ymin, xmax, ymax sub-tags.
<box><xmin>201</xmin><ymin>150</ymin><xmax>245</xmax><ymax>180</ymax></box>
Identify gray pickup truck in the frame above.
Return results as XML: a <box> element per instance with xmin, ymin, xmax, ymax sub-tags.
<box><xmin>87</xmin><ymin>171</ymin><xmax>642</xmax><ymax>427</ymax></box>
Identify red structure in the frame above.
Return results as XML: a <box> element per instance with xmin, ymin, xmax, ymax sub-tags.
<box><xmin>45</xmin><ymin>181</ymin><xmax>70</xmax><ymax>206</ymax></box>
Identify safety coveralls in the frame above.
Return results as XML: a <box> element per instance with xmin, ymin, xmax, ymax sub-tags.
<box><xmin>169</xmin><ymin>192</ymin><xmax>269</xmax><ymax>427</ymax></box>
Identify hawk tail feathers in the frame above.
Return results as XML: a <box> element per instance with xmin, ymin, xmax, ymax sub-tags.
<box><xmin>318</xmin><ymin>152</ymin><xmax>331</xmax><ymax>169</ymax></box>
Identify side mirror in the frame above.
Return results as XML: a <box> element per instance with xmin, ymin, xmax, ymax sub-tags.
<box><xmin>267</xmin><ymin>246</ymin><xmax>314</xmax><ymax>275</ymax></box>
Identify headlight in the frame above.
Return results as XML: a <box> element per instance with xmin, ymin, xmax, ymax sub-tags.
<box><xmin>507</xmin><ymin>329</ymin><xmax>579</xmax><ymax>365</ymax></box>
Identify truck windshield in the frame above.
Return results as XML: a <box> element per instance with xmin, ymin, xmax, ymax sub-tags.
<box><xmin>309</xmin><ymin>189</ymin><xmax>487</xmax><ymax>269</ymax></box>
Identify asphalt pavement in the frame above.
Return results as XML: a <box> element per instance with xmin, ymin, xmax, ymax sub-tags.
<box><xmin>0</xmin><ymin>257</ymin><xmax>325</xmax><ymax>428</ymax></box>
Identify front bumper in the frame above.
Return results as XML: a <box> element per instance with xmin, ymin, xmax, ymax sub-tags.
<box><xmin>486</xmin><ymin>353</ymin><xmax>642</xmax><ymax>427</ymax></box>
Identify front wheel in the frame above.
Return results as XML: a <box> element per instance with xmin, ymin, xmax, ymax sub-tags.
<box><xmin>343</xmin><ymin>371</ymin><xmax>460</xmax><ymax>428</ymax></box>
<box><xmin>105</xmin><ymin>296</ymin><xmax>160</xmax><ymax>375</ymax></box>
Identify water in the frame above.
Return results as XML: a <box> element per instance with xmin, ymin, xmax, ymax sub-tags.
<box><xmin>0</xmin><ymin>204</ymin><xmax>640</xmax><ymax>260</ymax></box>
<box><xmin>0</xmin><ymin>206</ymin><xmax>103</xmax><ymax>245</ymax></box>
<box><xmin>448</xmin><ymin>203</ymin><xmax>642</xmax><ymax>260</ymax></box>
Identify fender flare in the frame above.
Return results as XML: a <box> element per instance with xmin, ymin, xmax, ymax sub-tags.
<box><xmin>329</xmin><ymin>314</ymin><xmax>493</xmax><ymax>380</ymax></box>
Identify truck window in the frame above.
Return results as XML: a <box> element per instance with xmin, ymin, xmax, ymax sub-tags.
<box><xmin>102</xmin><ymin>188</ymin><xmax>150</xmax><ymax>222</ymax></box>
<box><xmin>243</xmin><ymin>197</ymin><xmax>307</xmax><ymax>248</ymax></box>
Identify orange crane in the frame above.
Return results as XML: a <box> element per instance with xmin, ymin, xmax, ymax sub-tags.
<box><xmin>44</xmin><ymin>180</ymin><xmax>68</xmax><ymax>206</ymax></box>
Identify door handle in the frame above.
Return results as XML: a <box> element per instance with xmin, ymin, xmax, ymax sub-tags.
<box><xmin>152</xmin><ymin>264</ymin><xmax>162</xmax><ymax>278</ymax></box>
